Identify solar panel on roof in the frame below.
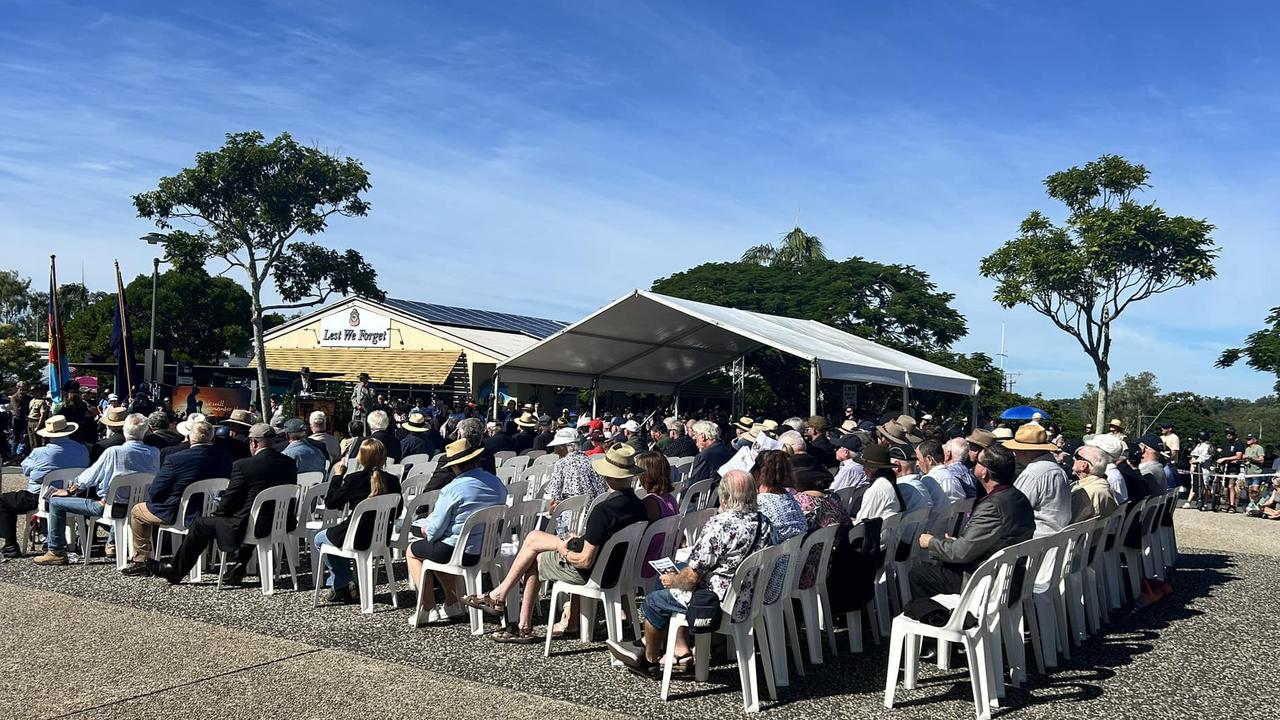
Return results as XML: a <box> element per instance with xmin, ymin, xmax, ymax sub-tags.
<box><xmin>384</xmin><ymin>298</ymin><xmax>565</xmax><ymax>339</ymax></box>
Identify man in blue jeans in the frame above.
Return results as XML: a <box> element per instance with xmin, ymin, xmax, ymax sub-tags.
<box><xmin>34</xmin><ymin>413</ymin><xmax>159</xmax><ymax>566</ymax></box>
<box><xmin>0</xmin><ymin>415</ymin><xmax>89</xmax><ymax>557</ymax></box>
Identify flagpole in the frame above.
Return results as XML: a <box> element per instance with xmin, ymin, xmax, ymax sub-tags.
<box><xmin>114</xmin><ymin>260</ymin><xmax>134</xmax><ymax>393</ymax></box>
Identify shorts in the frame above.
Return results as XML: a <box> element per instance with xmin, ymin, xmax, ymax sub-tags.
<box><xmin>537</xmin><ymin>550</ymin><xmax>587</xmax><ymax>586</ymax></box>
<box><xmin>640</xmin><ymin>588</ymin><xmax>688</xmax><ymax>631</ymax></box>
<box><xmin>410</xmin><ymin>538</ymin><xmax>479</xmax><ymax>566</ymax></box>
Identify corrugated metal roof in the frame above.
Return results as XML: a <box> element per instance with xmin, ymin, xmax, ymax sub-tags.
<box><xmin>382</xmin><ymin>298</ymin><xmax>565</xmax><ymax>339</ymax></box>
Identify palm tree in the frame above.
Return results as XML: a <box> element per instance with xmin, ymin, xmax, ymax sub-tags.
<box><xmin>740</xmin><ymin>226</ymin><xmax>827</xmax><ymax>265</ymax></box>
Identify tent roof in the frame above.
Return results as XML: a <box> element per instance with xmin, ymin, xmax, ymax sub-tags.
<box><xmin>495</xmin><ymin>290</ymin><xmax>979</xmax><ymax>396</ymax></box>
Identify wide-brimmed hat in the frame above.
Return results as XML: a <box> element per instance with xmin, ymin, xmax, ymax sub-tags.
<box><xmin>441</xmin><ymin>437</ymin><xmax>485</xmax><ymax>469</ymax></box>
<box><xmin>403</xmin><ymin>412</ymin><xmax>431</xmax><ymax>432</ymax></box>
<box><xmin>993</xmin><ymin>427</ymin><xmax>1014</xmax><ymax>441</ymax></box>
<box><xmin>100</xmin><ymin>406</ymin><xmax>129</xmax><ymax>428</ymax></box>
<box><xmin>733</xmin><ymin>416</ymin><xmax>755</xmax><ymax>433</ymax></box>
<box><xmin>1107</xmin><ymin>418</ymin><xmax>1123</xmax><ymax>430</ymax></box>
<box><xmin>546</xmin><ymin>427</ymin><xmax>579</xmax><ymax>448</ymax></box>
<box><xmin>177</xmin><ymin>413</ymin><xmax>208</xmax><ymax>437</ymax></box>
<box><xmin>515</xmin><ymin>412</ymin><xmax>538</xmax><ymax>429</ymax></box>
<box><xmin>37</xmin><ymin>415</ymin><xmax>79</xmax><ymax>438</ymax></box>
<box><xmin>592</xmin><ymin>442</ymin><xmax>642</xmax><ymax>479</ymax></box>
<box><xmin>854</xmin><ymin>443</ymin><xmax>892</xmax><ymax>471</ymax></box>
<box><xmin>876</xmin><ymin>421</ymin><xmax>913</xmax><ymax>446</ymax></box>
<box><xmin>966</xmin><ymin>429</ymin><xmax>996</xmax><ymax>449</ymax></box>
<box><xmin>836</xmin><ymin>419</ymin><xmax>859</xmax><ymax>436</ymax></box>
<box><xmin>222</xmin><ymin>409</ymin><xmax>256</xmax><ymax>427</ymax></box>
<box><xmin>894</xmin><ymin>415</ymin><xmax>924</xmax><ymax>443</ymax></box>
<box><xmin>1002</xmin><ymin>425</ymin><xmax>1058</xmax><ymax>452</ymax></box>
<box><xmin>357</xmin><ymin>372</ymin><xmax>371</xmax><ymax>382</ymax></box>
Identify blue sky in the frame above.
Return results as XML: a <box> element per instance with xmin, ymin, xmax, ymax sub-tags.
<box><xmin>2</xmin><ymin>1</ymin><xmax>1277</xmax><ymax>400</ymax></box>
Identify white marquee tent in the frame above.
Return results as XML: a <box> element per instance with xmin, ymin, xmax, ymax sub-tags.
<box><xmin>495</xmin><ymin>290</ymin><xmax>979</xmax><ymax>416</ymax></box>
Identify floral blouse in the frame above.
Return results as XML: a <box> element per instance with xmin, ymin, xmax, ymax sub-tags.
<box><xmin>794</xmin><ymin>492</ymin><xmax>850</xmax><ymax>589</ymax></box>
<box><xmin>757</xmin><ymin>491</ymin><xmax>809</xmax><ymax>603</ymax></box>
<box><xmin>675</xmin><ymin>510</ymin><xmax>772</xmax><ymax>620</ymax></box>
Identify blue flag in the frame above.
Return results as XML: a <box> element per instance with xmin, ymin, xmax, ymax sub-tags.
<box><xmin>109</xmin><ymin>262</ymin><xmax>138</xmax><ymax>398</ymax></box>
<box><xmin>46</xmin><ymin>257</ymin><xmax>71</xmax><ymax>405</ymax></box>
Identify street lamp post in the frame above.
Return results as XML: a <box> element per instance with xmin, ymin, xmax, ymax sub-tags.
<box><xmin>150</xmin><ymin>257</ymin><xmax>158</xmax><ymax>357</ymax></box>
<box><xmin>141</xmin><ymin>233</ymin><xmax>168</xmax><ymax>385</ymax></box>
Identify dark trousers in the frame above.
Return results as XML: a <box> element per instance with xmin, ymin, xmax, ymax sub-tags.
<box><xmin>171</xmin><ymin>516</ymin><xmax>251</xmax><ymax>576</ymax></box>
<box><xmin>0</xmin><ymin>490</ymin><xmax>38</xmax><ymax>550</ymax></box>
<box><xmin>908</xmin><ymin>561</ymin><xmax>966</xmax><ymax>601</ymax></box>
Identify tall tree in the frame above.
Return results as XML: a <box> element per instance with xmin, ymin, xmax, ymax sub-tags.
<box><xmin>65</xmin><ymin>268</ymin><xmax>256</xmax><ymax>367</ymax></box>
<box><xmin>0</xmin><ymin>270</ymin><xmax>31</xmax><ymax>329</ymax></box>
<box><xmin>1216</xmin><ymin>307</ymin><xmax>1280</xmax><ymax>393</ymax></box>
<box><xmin>979</xmin><ymin>155</ymin><xmax>1218</xmax><ymax>429</ymax></box>
<box><xmin>133</xmin><ymin>131</ymin><xmax>384</xmax><ymax>412</ymax></box>
<box><xmin>0</xmin><ymin>323</ymin><xmax>41</xmax><ymax>388</ymax></box>
<box><xmin>741</xmin><ymin>226</ymin><xmax>827</xmax><ymax>266</ymax></box>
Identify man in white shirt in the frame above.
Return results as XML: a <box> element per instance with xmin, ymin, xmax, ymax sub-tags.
<box><xmin>830</xmin><ymin>434</ymin><xmax>868</xmax><ymax>491</ymax></box>
<box><xmin>1004</xmin><ymin>425</ymin><xmax>1072</xmax><ymax>538</ymax></box>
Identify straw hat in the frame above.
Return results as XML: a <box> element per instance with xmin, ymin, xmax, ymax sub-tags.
<box><xmin>992</xmin><ymin>427</ymin><xmax>1014</xmax><ymax>441</ymax></box>
<box><xmin>100</xmin><ymin>406</ymin><xmax>129</xmax><ymax>428</ymax></box>
<box><xmin>177</xmin><ymin>413</ymin><xmax>208</xmax><ymax>437</ymax></box>
<box><xmin>36</xmin><ymin>415</ymin><xmax>79</xmax><ymax>438</ymax></box>
<box><xmin>591</xmin><ymin>442</ymin><xmax>643</xmax><ymax>479</ymax></box>
<box><xmin>441</xmin><ymin>437</ymin><xmax>485</xmax><ymax>469</ymax></box>
<box><xmin>837</xmin><ymin>419</ymin><xmax>859</xmax><ymax>436</ymax></box>
<box><xmin>733</xmin><ymin>416</ymin><xmax>755</xmax><ymax>433</ymax></box>
<box><xmin>403</xmin><ymin>411</ymin><xmax>431</xmax><ymax>433</ymax></box>
<box><xmin>1002</xmin><ymin>424</ymin><xmax>1057</xmax><ymax>452</ymax></box>
<box><xmin>222</xmin><ymin>409</ymin><xmax>256</xmax><ymax>428</ymax></box>
<box><xmin>515</xmin><ymin>412</ymin><xmax>538</xmax><ymax>429</ymax></box>
<box><xmin>1107</xmin><ymin>418</ymin><xmax>1123</xmax><ymax>431</ymax></box>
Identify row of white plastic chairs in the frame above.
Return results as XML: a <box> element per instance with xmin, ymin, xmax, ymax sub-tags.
<box><xmin>883</xmin><ymin>491</ymin><xmax>1179</xmax><ymax>720</ymax></box>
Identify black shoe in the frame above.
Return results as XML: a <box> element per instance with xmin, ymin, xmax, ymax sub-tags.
<box><xmin>222</xmin><ymin>564</ymin><xmax>247</xmax><ymax>584</ymax></box>
<box><xmin>1</xmin><ymin>546</ymin><xmax>20</xmax><ymax>559</ymax></box>
<box><xmin>156</xmin><ymin>561</ymin><xmax>184</xmax><ymax>585</ymax></box>
<box><xmin>121</xmin><ymin>562</ymin><xmax>153</xmax><ymax>577</ymax></box>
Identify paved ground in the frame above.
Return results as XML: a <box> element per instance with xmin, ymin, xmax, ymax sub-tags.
<box><xmin>2</xmin><ymin>469</ymin><xmax>1276</xmax><ymax>719</ymax></box>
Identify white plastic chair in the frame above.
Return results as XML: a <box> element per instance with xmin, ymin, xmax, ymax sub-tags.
<box><xmin>224</xmin><ymin>483</ymin><xmax>303</xmax><ymax>595</ymax></box>
<box><xmin>659</xmin><ymin>545</ymin><xmax>773</xmax><ymax>712</ymax></box>
<box><xmin>296</xmin><ymin>471</ymin><xmax>324</xmax><ymax>490</ymax></box>
<box><xmin>891</xmin><ymin>507</ymin><xmax>931</xmax><ymax>611</ymax></box>
<box><xmin>505</xmin><ymin>480</ymin><xmax>529</xmax><ymax>506</ymax></box>
<box><xmin>932</xmin><ymin>497</ymin><xmax>974</xmax><ymax>537</ymax></box>
<box><xmin>429</xmin><ymin>452</ymin><xmax>447</xmax><ymax>464</ymax></box>
<box><xmin>674</xmin><ymin>508</ymin><xmax>716</xmax><ymax>561</ymax></box>
<box><xmin>544</xmin><ymin>521</ymin><xmax>647</xmax><ymax>654</ymax></box>
<box><xmin>792</xmin><ymin>523</ymin><xmax>842</xmax><ymax>662</ymax></box>
<box><xmin>23</xmin><ymin>467</ymin><xmax>85</xmax><ymax>554</ymax></box>
<box><xmin>1028</xmin><ymin>528</ymin><xmax>1072</xmax><ymax>668</ymax></box>
<box><xmin>77</xmin><ymin>472</ymin><xmax>153</xmax><ymax>570</ymax></box>
<box><xmin>628</xmin><ymin>514</ymin><xmax>682</xmax><ymax>639</ymax></box>
<box><xmin>414</xmin><ymin>504</ymin><xmax>507</xmax><ymax>634</ymax></box>
<box><xmin>154</xmin><ymin>477</ymin><xmax>230</xmax><ymax>582</ymax></box>
<box><xmin>400</xmin><ymin>453</ymin><xmax>433</xmax><ymax>470</ymax></box>
<box><xmin>677</xmin><ymin>478</ymin><xmax>716</xmax><ymax>514</ymax></box>
<box><xmin>495</xmin><ymin>466</ymin><xmax>518</xmax><ymax>483</ymax></box>
<box><xmin>504</xmin><ymin>456</ymin><xmax>532</xmax><ymax>474</ymax></box>
<box><xmin>524</xmin><ymin>449</ymin><xmax>547</xmax><ymax>459</ymax></box>
<box><xmin>873</xmin><ymin>513</ymin><xmax>904</xmax><ymax>637</ymax></box>
<box><xmin>884</xmin><ymin>547</ymin><xmax>1008</xmax><ymax>720</ymax></box>
<box><xmin>548</xmin><ymin>494</ymin><xmax>590</xmax><ymax>537</ymax></box>
<box><xmin>493</xmin><ymin>450</ymin><xmax>517</xmax><ymax>465</ymax></box>
<box><xmin>760</xmin><ymin>534</ymin><xmax>806</xmax><ymax>687</ymax></box>
<box><xmin>843</xmin><ymin>519</ymin><xmax>886</xmax><ymax>654</ymax></box>
<box><xmin>1117</xmin><ymin>497</ymin><xmax>1156</xmax><ymax>604</ymax></box>
<box><xmin>392</xmin><ymin>489</ymin><xmax>440</xmax><ymax>559</ymax></box>
<box><xmin>532</xmin><ymin>453</ymin><xmax>558</xmax><ymax>467</ymax></box>
<box><xmin>1158</xmin><ymin>492</ymin><xmax>1178</xmax><ymax>569</ymax></box>
<box><xmin>1140</xmin><ymin>492</ymin><xmax>1169</xmax><ymax>582</ymax></box>
<box><xmin>382</xmin><ymin>463</ymin><xmax>407</xmax><ymax>481</ymax></box>
<box><xmin>313</xmin><ymin>492</ymin><xmax>401</xmax><ymax>613</ymax></box>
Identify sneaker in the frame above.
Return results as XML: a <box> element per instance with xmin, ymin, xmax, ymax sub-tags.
<box><xmin>33</xmin><ymin>550</ymin><xmax>68</xmax><ymax>566</ymax></box>
<box><xmin>408</xmin><ymin>609</ymin><xmax>428</xmax><ymax>628</ymax></box>
<box><xmin>443</xmin><ymin>602</ymin><xmax>467</xmax><ymax>620</ymax></box>
<box><xmin>323</xmin><ymin>584</ymin><xmax>356</xmax><ymax>604</ymax></box>
<box><xmin>1</xmin><ymin>546</ymin><xmax>20</xmax><ymax>560</ymax></box>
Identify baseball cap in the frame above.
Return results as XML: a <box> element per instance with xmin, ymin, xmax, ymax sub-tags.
<box><xmin>1085</xmin><ymin>433</ymin><xmax>1126</xmax><ymax>458</ymax></box>
<box><xmin>622</xmin><ymin>420</ymin><xmax>640</xmax><ymax>432</ymax></box>
<box><xmin>835</xmin><ymin>434</ymin><xmax>863</xmax><ymax>453</ymax></box>
<box><xmin>887</xmin><ymin>445</ymin><xmax>912</xmax><ymax>462</ymax></box>
<box><xmin>282</xmin><ymin>418</ymin><xmax>307</xmax><ymax>434</ymax></box>
<box><xmin>588</xmin><ymin>419</ymin><xmax>604</xmax><ymax>431</ymax></box>
<box><xmin>247</xmin><ymin>422</ymin><xmax>276</xmax><ymax>439</ymax></box>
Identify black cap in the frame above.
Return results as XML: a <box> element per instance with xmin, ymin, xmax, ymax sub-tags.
<box><xmin>1225</xmin><ymin>426</ymin><xmax>1237</xmax><ymax>435</ymax></box>
<box><xmin>888</xmin><ymin>445</ymin><xmax>912</xmax><ymax>462</ymax></box>
<box><xmin>835</xmin><ymin>434</ymin><xmax>863</xmax><ymax>453</ymax></box>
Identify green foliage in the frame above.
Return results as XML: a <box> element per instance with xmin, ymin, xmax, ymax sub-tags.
<box><xmin>980</xmin><ymin>155</ymin><xmax>1218</xmax><ymax>426</ymax></box>
<box><xmin>132</xmin><ymin>130</ymin><xmax>384</xmax><ymax>410</ymax></box>
<box><xmin>1217</xmin><ymin>306</ymin><xmax>1280</xmax><ymax>393</ymax></box>
<box><xmin>741</xmin><ymin>226</ymin><xmax>827</xmax><ymax>266</ymax></box>
<box><xmin>0</xmin><ymin>270</ymin><xmax>32</xmax><ymax>328</ymax></box>
<box><xmin>0</xmin><ymin>323</ymin><xmax>42</xmax><ymax>387</ymax></box>
<box><xmin>64</xmin><ymin>268</ymin><xmax>255</xmax><ymax>365</ymax></box>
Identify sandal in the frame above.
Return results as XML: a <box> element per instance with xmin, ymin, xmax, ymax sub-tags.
<box><xmin>460</xmin><ymin>593</ymin><xmax>505</xmax><ymax>616</ymax></box>
<box><xmin>608</xmin><ymin>641</ymin><xmax>659</xmax><ymax>679</ymax></box>
<box><xmin>668</xmin><ymin>652</ymin><xmax>694</xmax><ymax>674</ymax></box>
<box><xmin>491</xmin><ymin>626</ymin><xmax>540</xmax><ymax>644</ymax></box>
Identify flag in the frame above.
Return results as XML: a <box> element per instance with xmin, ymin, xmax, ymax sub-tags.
<box><xmin>46</xmin><ymin>256</ymin><xmax>71</xmax><ymax>405</ymax></box>
<box><xmin>109</xmin><ymin>260</ymin><xmax>138</xmax><ymax>398</ymax></box>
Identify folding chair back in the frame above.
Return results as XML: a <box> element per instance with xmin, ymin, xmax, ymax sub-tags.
<box><xmin>339</xmin><ymin>493</ymin><xmax>401</xmax><ymax>554</ymax></box>
<box><xmin>678</xmin><ymin>478</ymin><xmax>716</xmax><ymax>514</ymax></box>
<box><xmin>676</xmin><ymin>507</ymin><xmax>717</xmax><ymax>548</ymax></box>
<box><xmin>493</xmin><ymin>450</ymin><xmax>517</xmax><ymax>465</ymax></box>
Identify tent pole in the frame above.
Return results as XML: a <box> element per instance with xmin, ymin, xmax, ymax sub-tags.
<box><xmin>902</xmin><ymin>385</ymin><xmax>909</xmax><ymax>415</ymax></box>
<box><xmin>971</xmin><ymin>391</ymin><xmax>980</xmax><ymax>432</ymax></box>
<box><xmin>591</xmin><ymin>381</ymin><xmax>599</xmax><ymax>418</ymax></box>
<box><xmin>491</xmin><ymin>371</ymin><xmax>500</xmax><ymax>421</ymax></box>
<box><xmin>673</xmin><ymin>388</ymin><xmax>680</xmax><ymax>418</ymax></box>
<box><xmin>809</xmin><ymin>360</ymin><xmax>818</xmax><ymax>417</ymax></box>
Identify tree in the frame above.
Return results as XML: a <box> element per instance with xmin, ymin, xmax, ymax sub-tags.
<box><xmin>133</xmin><ymin>131</ymin><xmax>384</xmax><ymax>412</ymax></box>
<box><xmin>741</xmin><ymin>226</ymin><xmax>827</xmax><ymax>266</ymax></box>
<box><xmin>0</xmin><ymin>323</ymin><xmax>41</xmax><ymax>388</ymax></box>
<box><xmin>980</xmin><ymin>155</ymin><xmax>1218</xmax><ymax>429</ymax></box>
<box><xmin>1216</xmin><ymin>307</ymin><xmax>1280</xmax><ymax>393</ymax></box>
<box><xmin>0</xmin><ymin>270</ymin><xmax>31</xmax><ymax>329</ymax></box>
<box><xmin>65</xmin><ymin>267</ymin><xmax>256</xmax><ymax>366</ymax></box>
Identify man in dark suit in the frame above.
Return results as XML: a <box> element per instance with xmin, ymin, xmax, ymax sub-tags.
<box><xmin>688</xmin><ymin>420</ymin><xmax>736</xmax><ymax>483</ymax></box>
<box><xmin>216</xmin><ymin>409</ymin><xmax>255</xmax><ymax>461</ymax></box>
<box><xmin>150</xmin><ymin>423</ymin><xmax>297</xmax><ymax>584</ymax></box>
<box><xmin>123</xmin><ymin>419</ymin><xmax>233</xmax><ymax>575</ymax></box>
<box><xmin>345</xmin><ymin>409</ymin><xmax>401</xmax><ymax>462</ymax></box>
<box><xmin>482</xmin><ymin>420</ymin><xmax>518</xmax><ymax>456</ymax></box>
<box><xmin>910</xmin><ymin>443</ymin><xmax>1035</xmax><ymax>598</ymax></box>
<box><xmin>290</xmin><ymin>366</ymin><xmax>316</xmax><ymax>396</ymax></box>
